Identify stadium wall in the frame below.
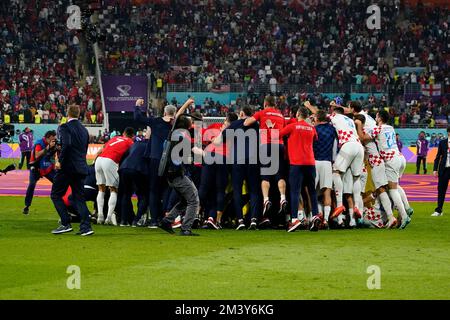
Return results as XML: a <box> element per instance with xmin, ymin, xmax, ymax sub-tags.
<box><xmin>5</xmin><ymin>124</ymin><xmax>104</xmax><ymax>143</ymax></box>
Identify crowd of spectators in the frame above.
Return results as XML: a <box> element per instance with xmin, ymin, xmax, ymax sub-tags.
<box><xmin>99</xmin><ymin>0</ymin><xmax>448</xmax><ymax>93</ymax></box>
<box><xmin>0</xmin><ymin>0</ymin><xmax>103</xmax><ymax>125</ymax></box>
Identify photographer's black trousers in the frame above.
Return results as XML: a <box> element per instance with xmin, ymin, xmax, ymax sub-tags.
<box><xmin>25</xmin><ymin>169</ymin><xmax>56</xmax><ymax>207</ymax></box>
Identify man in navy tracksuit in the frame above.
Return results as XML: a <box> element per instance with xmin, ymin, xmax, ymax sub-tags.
<box><xmin>216</xmin><ymin>106</ymin><xmax>261</xmax><ymax>230</ymax></box>
<box><xmin>119</xmin><ymin>134</ymin><xmax>150</xmax><ymax>226</ymax></box>
<box><xmin>134</xmin><ymin>98</ymin><xmax>195</xmax><ymax>227</ymax></box>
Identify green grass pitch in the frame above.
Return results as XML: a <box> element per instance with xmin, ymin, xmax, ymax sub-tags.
<box><xmin>0</xmin><ymin>196</ymin><xmax>449</xmax><ymax>300</ymax></box>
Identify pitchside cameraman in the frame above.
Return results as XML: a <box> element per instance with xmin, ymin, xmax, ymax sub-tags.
<box><xmin>23</xmin><ymin>130</ymin><xmax>58</xmax><ymax>215</ymax></box>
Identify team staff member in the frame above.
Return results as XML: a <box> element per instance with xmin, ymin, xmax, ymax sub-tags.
<box><xmin>95</xmin><ymin>127</ymin><xmax>135</xmax><ymax>225</ymax></box>
<box><xmin>215</xmin><ymin>106</ymin><xmax>261</xmax><ymax>230</ymax></box>
<box><xmin>158</xmin><ymin>102</ymin><xmax>199</xmax><ymax>236</ymax></box>
<box><xmin>280</xmin><ymin>107</ymin><xmax>321</xmax><ymax>232</ymax></box>
<box><xmin>199</xmin><ymin>112</ymin><xmax>238</xmax><ymax>229</ymax></box>
<box><xmin>243</xmin><ymin>96</ymin><xmax>287</xmax><ymax>226</ymax></box>
<box><xmin>432</xmin><ymin>126</ymin><xmax>450</xmax><ymax>217</ymax></box>
<box><xmin>51</xmin><ymin>105</ymin><xmax>93</xmax><ymax>236</ymax></box>
<box><xmin>119</xmin><ymin>130</ymin><xmax>150</xmax><ymax>226</ymax></box>
<box><xmin>23</xmin><ymin>130</ymin><xmax>57</xmax><ymax>214</ymax></box>
<box><xmin>312</xmin><ymin>110</ymin><xmax>337</xmax><ymax>228</ymax></box>
<box><xmin>18</xmin><ymin>127</ymin><xmax>33</xmax><ymax>169</ymax></box>
<box><xmin>134</xmin><ymin>98</ymin><xmax>193</xmax><ymax>228</ymax></box>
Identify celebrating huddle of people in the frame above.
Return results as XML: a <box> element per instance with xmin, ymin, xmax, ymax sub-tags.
<box><xmin>23</xmin><ymin>97</ymin><xmax>413</xmax><ymax>236</ymax></box>
<box><xmin>91</xmin><ymin>96</ymin><xmax>412</xmax><ymax>236</ymax></box>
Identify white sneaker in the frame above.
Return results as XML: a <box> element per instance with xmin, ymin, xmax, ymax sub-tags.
<box><xmin>349</xmin><ymin>219</ymin><xmax>357</xmax><ymax>228</ymax></box>
<box><xmin>110</xmin><ymin>214</ymin><xmax>118</xmax><ymax>226</ymax></box>
<box><xmin>431</xmin><ymin>212</ymin><xmax>443</xmax><ymax>217</ymax></box>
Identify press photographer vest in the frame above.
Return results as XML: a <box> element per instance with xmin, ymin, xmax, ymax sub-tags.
<box><xmin>30</xmin><ymin>138</ymin><xmax>55</xmax><ymax>177</ymax></box>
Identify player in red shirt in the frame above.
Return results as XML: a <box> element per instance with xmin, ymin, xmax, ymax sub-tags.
<box><xmin>279</xmin><ymin>107</ymin><xmax>321</xmax><ymax>232</ymax></box>
<box><xmin>95</xmin><ymin>127</ymin><xmax>135</xmax><ymax>225</ymax></box>
<box><xmin>244</xmin><ymin>96</ymin><xmax>287</xmax><ymax>227</ymax></box>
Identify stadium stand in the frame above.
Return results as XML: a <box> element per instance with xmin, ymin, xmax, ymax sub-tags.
<box><xmin>0</xmin><ymin>0</ymin><xmax>103</xmax><ymax>124</ymax></box>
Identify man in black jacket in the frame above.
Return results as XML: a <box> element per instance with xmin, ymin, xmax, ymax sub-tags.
<box><xmin>50</xmin><ymin>105</ymin><xmax>94</xmax><ymax>236</ymax></box>
<box><xmin>432</xmin><ymin>126</ymin><xmax>450</xmax><ymax>217</ymax></box>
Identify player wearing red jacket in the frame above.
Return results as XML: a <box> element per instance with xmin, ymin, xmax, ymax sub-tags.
<box><xmin>244</xmin><ymin>96</ymin><xmax>287</xmax><ymax>227</ymax></box>
<box><xmin>95</xmin><ymin>127</ymin><xmax>134</xmax><ymax>225</ymax></box>
<box><xmin>279</xmin><ymin>107</ymin><xmax>321</xmax><ymax>232</ymax></box>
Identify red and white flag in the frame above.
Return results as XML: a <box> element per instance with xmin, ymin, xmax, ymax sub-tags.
<box><xmin>421</xmin><ymin>83</ymin><xmax>441</xmax><ymax>97</ymax></box>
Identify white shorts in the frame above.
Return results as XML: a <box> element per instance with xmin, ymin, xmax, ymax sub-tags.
<box><xmin>333</xmin><ymin>142</ymin><xmax>365</xmax><ymax>177</ymax></box>
<box><xmin>385</xmin><ymin>155</ymin><xmax>404</xmax><ymax>183</ymax></box>
<box><xmin>371</xmin><ymin>163</ymin><xmax>388</xmax><ymax>189</ymax></box>
<box><xmin>315</xmin><ymin>160</ymin><xmax>333</xmax><ymax>190</ymax></box>
<box><xmin>95</xmin><ymin>157</ymin><xmax>119</xmax><ymax>188</ymax></box>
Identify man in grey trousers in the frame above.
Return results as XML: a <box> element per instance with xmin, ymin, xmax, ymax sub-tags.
<box><xmin>158</xmin><ymin>112</ymin><xmax>200</xmax><ymax>236</ymax></box>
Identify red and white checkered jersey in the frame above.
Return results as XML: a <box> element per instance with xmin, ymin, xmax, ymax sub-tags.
<box><xmin>368</xmin><ymin>124</ymin><xmax>399</xmax><ymax>162</ymax></box>
<box><xmin>359</xmin><ymin>111</ymin><xmax>384</xmax><ymax>167</ymax></box>
<box><xmin>328</xmin><ymin>113</ymin><xmax>360</xmax><ymax>147</ymax></box>
<box><xmin>364</xmin><ymin>198</ymin><xmax>384</xmax><ymax>228</ymax></box>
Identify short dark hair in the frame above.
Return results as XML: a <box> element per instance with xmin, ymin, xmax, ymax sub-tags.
<box><xmin>316</xmin><ymin>110</ymin><xmax>329</xmax><ymax>123</ymax></box>
<box><xmin>350</xmin><ymin>101</ymin><xmax>362</xmax><ymax>113</ymax></box>
<box><xmin>265</xmin><ymin>96</ymin><xmax>276</xmax><ymax>108</ymax></box>
<box><xmin>242</xmin><ymin>106</ymin><xmax>254</xmax><ymax>117</ymax></box>
<box><xmin>45</xmin><ymin>130</ymin><xmax>56</xmax><ymax>138</ymax></box>
<box><xmin>353</xmin><ymin>114</ymin><xmax>366</xmax><ymax>124</ymax></box>
<box><xmin>123</xmin><ymin>127</ymin><xmax>135</xmax><ymax>138</ymax></box>
<box><xmin>334</xmin><ymin>107</ymin><xmax>344</xmax><ymax>114</ymax></box>
<box><xmin>67</xmin><ymin>105</ymin><xmax>80</xmax><ymax>118</ymax></box>
<box><xmin>227</xmin><ymin>112</ymin><xmax>238</xmax><ymax>123</ymax></box>
<box><xmin>378</xmin><ymin>110</ymin><xmax>390</xmax><ymax>123</ymax></box>
<box><xmin>175</xmin><ymin>115</ymin><xmax>192</xmax><ymax>130</ymax></box>
<box><xmin>290</xmin><ymin>106</ymin><xmax>299</xmax><ymax>117</ymax></box>
<box><xmin>297</xmin><ymin>107</ymin><xmax>309</xmax><ymax>119</ymax></box>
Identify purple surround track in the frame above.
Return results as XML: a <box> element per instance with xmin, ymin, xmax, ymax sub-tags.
<box><xmin>0</xmin><ymin>170</ymin><xmax>448</xmax><ymax>202</ymax></box>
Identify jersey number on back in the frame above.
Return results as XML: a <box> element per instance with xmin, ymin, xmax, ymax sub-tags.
<box><xmin>384</xmin><ymin>132</ymin><xmax>396</xmax><ymax>149</ymax></box>
<box><xmin>110</xmin><ymin>138</ymin><xmax>126</xmax><ymax>146</ymax></box>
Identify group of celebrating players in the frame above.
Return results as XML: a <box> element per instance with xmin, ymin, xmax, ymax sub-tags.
<box><xmin>22</xmin><ymin>95</ymin><xmax>413</xmax><ymax>235</ymax></box>
<box><xmin>89</xmin><ymin>95</ymin><xmax>412</xmax><ymax>235</ymax></box>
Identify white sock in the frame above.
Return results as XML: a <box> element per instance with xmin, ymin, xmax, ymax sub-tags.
<box><xmin>397</xmin><ymin>186</ymin><xmax>410</xmax><ymax>210</ymax></box>
<box><xmin>318</xmin><ymin>203</ymin><xmax>323</xmax><ymax>215</ymax></box>
<box><xmin>280</xmin><ymin>194</ymin><xmax>286</xmax><ymax>201</ymax></box>
<box><xmin>389</xmin><ymin>189</ymin><xmax>407</xmax><ymax>220</ymax></box>
<box><xmin>324</xmin><ymin>206</ymin><xmax>331</xmax><ymax>220</ymax></box>
<box><xmin>349</xmin><ymin>208</ymin><xmax>354</xmax><ymax>219</ymax></box>
<box><xmin>107</xmin><ymin>191</ymin><xmax>118</xmax><ymax>219</ymax></box>
<box><xmin>96</xmin><ymin>191</ymin><xmax>105</xmax><ymax>219</ymax></box>
<box><xmin>333</xmin><ymin>173</ymin><xmax>343</xmax><ymax>207</ymax></box>
<box><xmin>298</xmin><ymin>210</ymin><xmax>305</xmax><ymax>221</ymax></box>
<box><xmin>379</xmin><ymin>191</ymin><xmax>394</xmax><ymax>218</ymax></box>
<box><xmin>353</xmin><ymin>176</ymin><xmax>363</xmax><ymax>212</ymax></box>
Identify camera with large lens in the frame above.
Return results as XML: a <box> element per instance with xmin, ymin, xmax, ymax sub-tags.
<box><xmin>0</xmin><ymin>124</ymin><xmax>14</xmax><ymax>143</ymax></box>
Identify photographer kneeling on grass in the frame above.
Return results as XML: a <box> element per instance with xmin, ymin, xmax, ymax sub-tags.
<box><xmin>23</xmin><ymin>130</ymin><xmax>58</xmax><ymax>215</ymax></box>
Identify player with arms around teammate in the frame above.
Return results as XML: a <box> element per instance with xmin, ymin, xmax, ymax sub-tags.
<box><xmin>95</xmin><ymin>127</ymin><xmax>135</xmax><ymax>225</ymax></box>
<box><xmin>243</xmin><ymin>95</ymin><xmax>288</xmax><ymax>226</ymax></box>
<box><xmin>305</xmin><ymin>99</ymin><xmax>365</xmax><ymax>228</ymax></box>
<box><xmin>312</xmin><ymin>110</ymin><xmax>337</xmax><ymax>228</ymax></box>
<box><xmin>368</xmin><ymin>110</ymin><xmax>411</xmax><ymax>229</ymax></box>
<box><xmin>280</xmin><ymin>107</ymin><xmax>321</xmax><ymax>232</ymax></box>
<box><xmin>350</xmin><ymin>101</ymin><xmax>400</xmax><ymax>228</ymax></box>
